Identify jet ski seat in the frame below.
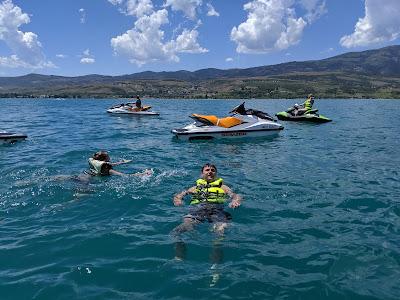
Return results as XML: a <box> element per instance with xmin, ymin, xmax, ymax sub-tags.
<box><xmin>191</xmin><ymin>114</ymin><xmax>243</xmax><ymax>128</ymax></box>
<box><xmin>127</xmin><ymin>105</ymin><xmax>152</xmax><ymax>112</ymax></box>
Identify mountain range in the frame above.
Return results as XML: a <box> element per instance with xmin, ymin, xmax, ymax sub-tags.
<box><xmin>1</xmin><ymin>45</ymin><xmax>399</xmax><ymax>99</ymax></box>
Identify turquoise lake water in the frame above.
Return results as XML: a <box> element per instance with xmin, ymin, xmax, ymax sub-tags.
<box><xmin>1</xmin><ymin>98</ymin><xmax>400</xmax><ymax>299</ymax></box>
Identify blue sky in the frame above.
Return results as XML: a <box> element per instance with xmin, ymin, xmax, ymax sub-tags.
<box><xmin>0</xmin><ymin>0</ymin><xmax>399</xmax><ymax>77</ymax></box>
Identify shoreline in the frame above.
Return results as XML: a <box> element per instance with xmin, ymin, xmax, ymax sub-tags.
<box><xmin>1</xmin><ymin>97</ymin><xmax>399</xmax><ymax>100</ymax></box>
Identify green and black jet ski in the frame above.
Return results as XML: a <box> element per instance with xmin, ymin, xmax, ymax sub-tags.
<box><xmin>276</xmin><ymin>107</ymin><xmax>331</xmax><ymax>123</ymax></box>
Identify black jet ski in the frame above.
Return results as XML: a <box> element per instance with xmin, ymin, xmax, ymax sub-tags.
<box><xmin>0</xmin><ymin>131</ymin><xmax>27</xmax><ymax>144</ymax></box>
<box><xmin>276</xmin><ymin>105</ymin><xmax>331</xmax><ymax>123</ymax></box>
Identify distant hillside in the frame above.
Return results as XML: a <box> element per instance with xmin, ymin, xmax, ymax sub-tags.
<box><xmin>0</xmin><ymin>45</ymin><xmax>400</xmax><ymax>99</ymax></box>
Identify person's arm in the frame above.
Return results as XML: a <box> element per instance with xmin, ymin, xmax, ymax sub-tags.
<box><xmin>173</xmin><ymin>186</ymin><xmax>196</xmax><ymax>206</ymax></box>
<box><xmin>109</xmin><ymin>168</ymin><xmax>153</xmax><ymax>177</ymax></box>
<box><xmin>109</xmin><ymin>169</ymin><xmax>126</xmax><ymax>176</ymax></box>
<box><xmin>222</xmin><ymin>185</ymin><xmax>242</xmax><ymax>208</ymax></box>
<box><xmin>132</xmin><ymin>168</ymin><xmax>153</xmax><ymax>177</ymax></box>
<box><xmin>110</xmin><ymin>159</ymin><xmax>132</xmax><ymax>166</ymax></box>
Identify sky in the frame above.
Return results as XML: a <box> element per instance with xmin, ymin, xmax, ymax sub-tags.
<box><xmin>0</xmin><ymin>0</ymin><xmax>399</xmax><ymax>77</ymax></box>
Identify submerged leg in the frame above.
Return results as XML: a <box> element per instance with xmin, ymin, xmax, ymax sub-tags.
<box><xmin>212</xmin><ymin>222</ymin><xmax>228</xmax><ymax>236</ymax></box>
<box><xmin>174</xmin><ymin>241</ymin><xmax>187</xmax><ymax>261</ymax></box>
<box><xmin>172</xmin><ymin>217</ymin><xmax>200</xmax><ymax>236</ymax></box>
<box><xmin>210</xmin><ymin>239</ymin><xmax>224</xmax><ymax>265</ymax></box>
<box><xmin>209</xmin><ymin>237</ymin><xmax>224</xmax><ymax>287</ymax></box>
<box><xmin>171</xmin><ymin>218</ymin><xmax>200</xmax><ymax>261</ymax></box>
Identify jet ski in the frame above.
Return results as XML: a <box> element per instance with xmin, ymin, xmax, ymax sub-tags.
<box><xmin>171</xmin><ymin>102</ymin><xmax>284</xmax><ymax>141</ymax></box>
<box><xmin>107</xmin><ymin>103</ymin><xmax>159</xmax><ymax>115</ymax></box>
<box><xmin>0</xmin><ymin>131</ymin><xmax>27</xmax><ymax>144</ymax></box>
<box><xmin>276</xmin><ymin>105</ymin><xmax>331</xmax><ymax>123</ymax></box>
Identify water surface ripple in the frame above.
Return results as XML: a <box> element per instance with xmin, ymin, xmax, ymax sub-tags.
<box><xmin>1</xmin><ymin>99</ymin><xmax>399</xmax><ymax>299</ymax></box>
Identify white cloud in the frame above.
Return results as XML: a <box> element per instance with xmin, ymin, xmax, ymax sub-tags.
<box><xmin>79</xmin><ymin>8</ymin><xmax>86</xmax><ymax>24</ymax></box>
<box><xmin>230</xmin><ymin>0</ymin><xmax>326</xmax><ymax>54</ymax></box>
<box><xmin>299</xmin><ymin>0</ymin><xmax>326</xmax><ymax>23</ymax></box>
<box><xmin>0</xmin><ymin>54</ymin><xmax>37</xmax><ymax>68</ymax></box>
<box><xmin>173</xmin><ymin>29</ymin><xmax>208</xmax><ymax>53</ymax></box>
<box><xmin>109</xmin><ymin>0</ymin><xmax>153</xmax><ymax>17</ymax></box>
<box><xmin>80</xmin><ymin>57</ymin><xmax>95</xmax><ymax>64</ymax></box>
<box><xmin>340</xmin><ymin>0</ymin><xmax>400</xmax><ymax>48</ymax></box>
<box><xmin>108</xmin><ymin>0</ymin><xmax>123</xmax><ymax>5</ymax></box>
<box><xmin>320</xmin><ymin>47</ymin><xmax>333</xmax><ymax>54</ymax></box>
<box><xmin>111</xmin><ymin>3</ymin><xmax>208</xmax><ymax>65</ymax></box>
<box><xmin>0</xmin><ymin>0</ymin><xmax>53</xmax><ymax>69</ymax></box>
<box><xmin>126</xmin><ymin>0</ymin><xmax>153</xmax><ymax>17</ymax></box>
<box><xmin>225</xmin><ymin>57</ymin><xmax>233</xmax><ymax>62</ymax></box>
<box><xmin>206</xmin><ymin>3</ymin><xmax>219</xmax><ymax>17</ymax></box>
<box><xmin>80</xmin><ymin>49</ymin><xmax>95</xmax><ymax>64</ymax></box>
<box><xmin>111</xmin><ymin>9</ymin><xmax>177</xmax><ymax>65</ymax></box>
<box><xmin>164</xmin><ymin>0</ymin><xmax>202</xmax><ymax>20</ymax></box>
<box><xmin>56</xmin><ymin>54</ymin><xmax>67</xmax><ymax>58</ymax></box>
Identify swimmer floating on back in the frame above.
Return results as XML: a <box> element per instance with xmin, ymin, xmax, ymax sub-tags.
<box><xmin>172</xmin><ymin>163</ymin><xmax>241</xmax><ymax>236</ymax></box>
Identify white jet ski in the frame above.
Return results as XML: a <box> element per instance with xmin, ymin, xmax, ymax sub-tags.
<box><xmin>171</xmin><ymin>102</ymin><xmax>284</xmax><ymax>141</ymax></box>
<box><xmin>107</xmin><ymin>103</ymin><xmax>159</xmax><ymax>115</ymax></box>
<box><xmin>0</xmin><ymin>130</ymin><xmax>27</xmax><ymax>144</ymax></box>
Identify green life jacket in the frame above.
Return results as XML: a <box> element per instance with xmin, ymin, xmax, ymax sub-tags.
<box><xmin>304</xmin><ymin>98</ymin><xmax>313</xmax><ymax>111</ymax></box>
<box><xmin>88</xmin><ymin>158</ymin><xmax>112</xmax><ymax>176</ymax></box>
<box><xmin>190</xmin><ymin>178</ymin><xmax>226</xmax><ymax>205</ymax></box>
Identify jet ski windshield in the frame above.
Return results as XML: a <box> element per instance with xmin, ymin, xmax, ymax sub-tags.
<box><xmin>230</xmin><ymin>102</ymin><xmax>276</xmax><ymax>121</ymax></box>
<box><xmin>230</xmin><ymin>102</ymin><xmax>246</xmax><ymax>114</ymax></box>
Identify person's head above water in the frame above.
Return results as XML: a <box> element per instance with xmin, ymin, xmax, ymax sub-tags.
<box><xmin>92</xmin><ymin>151</ymin><xmax>110</xmax><ymax>162</ymax></box>
<box><xmin>308</xmin><ymin>93</ymin><xmax>315</xmax><ymax>99</ymax></box>
<box><xmin>201</xmin><ymin>163</ymin><xmax>217</xmax><ymax>182</ymax></box>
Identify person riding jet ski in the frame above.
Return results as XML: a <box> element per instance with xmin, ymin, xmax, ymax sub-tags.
<box><xmin>107</xmin><ymin>96</ymin><xmax>159</xmax><ymax>115</ymax></box>
<box><xmin>291</xmin><ymin>94</ymin><xmax>314</xmax><ymax>116</ymax></box>
<box><xmin>276</xmin><ymin>94</ymin><xmax>331</xmax><ymax>123</ymax></box>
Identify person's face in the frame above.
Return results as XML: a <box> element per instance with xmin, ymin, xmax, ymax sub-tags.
<box><xmin>201</xmin><ymin>166</ymin><xmax>217</xmax><ymax>182</ymax></box>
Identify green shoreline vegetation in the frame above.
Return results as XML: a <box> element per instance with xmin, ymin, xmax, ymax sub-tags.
<box><xmin>1</xmin><ymin>73</ymin><xmax>399</xmax><ymax>99</ymax></box>
<box><xmin>1</xmin><ymin>45</ymin><xmax>400</xmax><ymax>99</ymax></box>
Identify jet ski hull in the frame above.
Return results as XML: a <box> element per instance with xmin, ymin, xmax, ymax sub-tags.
<box><xmin>276</xmin><ymin>111</ymin><xmax>331</xmax><ymax>123</ymax></box>
<box><xmin>172</xmin><ymin>124</ymin><xmax>283</xmax><ymax>141</ymax></box>
<box><xmin>107</xmin><ymin>108</ymin><xmax>159</xmax><ymax>115</ymax></box>
<box><xmin>0</xmin><ymin>132</ymin><xmax>27</xmax><ymax>144</ymax></box>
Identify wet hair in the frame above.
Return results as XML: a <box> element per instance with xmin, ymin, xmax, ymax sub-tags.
<box><xmin>93</xmin><ymin>151</ymin><xmax>110</xmax><ymax>162</ymax></box>
<box><xmin>101</xmin><ymin>162</ymin><xmax>112</xmax><ymax>175</ymax></box>
<box><xmin>201</xmin><ymin>163</ymin><xmax>217</xmax><ymax>172</ymax></box>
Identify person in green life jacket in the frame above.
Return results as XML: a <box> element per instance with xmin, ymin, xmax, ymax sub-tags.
<box><xmin>295</xmin><ymin>94</ymin><xmax>315</xmax><ymax>116</ymax></box>
<box><xmin>88</xmin><ymin>151</ymin><xmax>152</xmax><ymax>177</ymax></box>
<box><xmin>173</xmin><ymin>163</ymin><xmax>242</xmax><ymax>236</ymax></box>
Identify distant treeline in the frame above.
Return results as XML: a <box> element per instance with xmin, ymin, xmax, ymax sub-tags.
<box><xmin>1</xmin><ymin>45</ymin><xmax>400</xmax><ymax>99</ymax></box>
